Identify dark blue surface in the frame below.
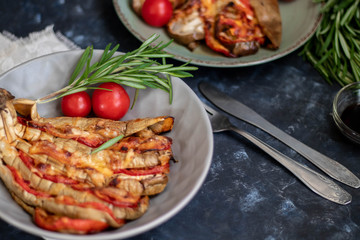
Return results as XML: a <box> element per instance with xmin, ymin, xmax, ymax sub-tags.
<box><xmin>1</xmin><ymin>0</ymin><xmax>360</xmax><ymax>239</ymax></box>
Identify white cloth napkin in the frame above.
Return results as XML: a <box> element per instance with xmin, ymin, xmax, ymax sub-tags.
<box><xmin>0</xmin><ymin>25</ymin><xmax>79</xmax><ymax>75</ymax></box>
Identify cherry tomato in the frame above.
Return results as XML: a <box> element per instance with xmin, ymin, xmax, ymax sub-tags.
<box><xmin>92</xmin><ymin>82</ymin><xmax>130</xmax><ymax>120</ymax></box>
<box><xmin>141</xmin><ymin>0</ymin><xmax>173</xmax><ymax>27</ymax></box>
<box><xmin>61</xmin><ymin>91</ymin><xmax>91</xmax><ymax>117</ymax></box>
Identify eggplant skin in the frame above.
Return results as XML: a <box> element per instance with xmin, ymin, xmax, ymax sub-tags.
<box><xmin>131</xmin><ymin>0</ymin><xmax>145</xmax><ymax>15</ymax></box>
<box><xmin>231</xmin><ymin>41</ymin><xmax>260</xmax><ymax>56</ymax></box>
<box><xmin>0</xmin><ymin>89</ymin><xmax>14</xmax><ymax>110</ymax></box>
<box><xmin>249</xmin><ymin>0</ymin><xmax>282</xmax><ymax>49</ymax></box>
<box><xmin>166</xmin><ymin>0</ymin><xmax>205</xmax><ymax>50</ymax></box>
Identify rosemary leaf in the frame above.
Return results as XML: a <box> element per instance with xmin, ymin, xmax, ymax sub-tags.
<box><xmin>145</xmin><ymin>64</ymin><xmax>174</xmax><ymax>70</ymax></box>
<box><xmin>111</xmin><ymin>75</ymin><xmax>147</xmax><ymax>82</ymax></box>
<box><xmin>350</xmin><ymin>60</ymin><xmax>360</xmax><ymax>82</ymax></box>
<box><xmin>140</xmin><ymin>53</ymin><xmax>175</xmax><ymax>58</ymax></box>
<box><xmin>120</xmin><ymin>81</ymin><xmax>148</xmax><ymax>89</ymax></box>
<box><xmin>69</xmin><ymin>46</ymin><xmax>91</xmax><ymax>84</ymax></box>
<box><xmin>338</xmin><ymin>31</ymin><xmax>351</xmax><ymax>58</ymax></box>
<box><xmin>98</xmin><ymin>43</ymin><xmax>112</xmax><ymax>64</ymax></box>
<box><xmin>91</xmin><ymin>135</ymin><xmax>124</xmax><ymax>154</ymax></box>
<box><xmin>321</xmin><ymin>0</ymin><xmax>337</xmax><ymax>12</ymax></box>
<box><xmin>104</xmin><ymin>44</ymin><xmax>120</xmax><ymax>63</ymax></box>
<box><xmin>167</xmin><ymin>73</ymin><xmax>173</xmax><ymax>103</ymax></box>
<box><xmin>334</xmin><ymin>0</ymin><xmax>353</xmax><ymax>12</ymax></box>
<box><xmin>131</xmin><ymin>89</ymin><xmax>139</xmax><ymax>109</ymax></box>
<box><xmin>321</xmin><ymin>24</ymin><xmax>335</xmax><ymax>53</ymax></box>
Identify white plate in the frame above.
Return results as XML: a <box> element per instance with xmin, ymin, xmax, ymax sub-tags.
<box><xmin>113</xmin><ymin>0</ymin><xmax>322</xmax><ymax>67</ymax></box>
<box><xmin>0</xmin><ymin>50</ymin><xmax>213</xmax><ymax>239</ymax></box>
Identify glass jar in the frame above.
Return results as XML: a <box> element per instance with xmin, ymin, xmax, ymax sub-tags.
<box><xmin>332</xmin><ymin>82</ymin><xmax>360</xmax><ymax>144</ymax></box>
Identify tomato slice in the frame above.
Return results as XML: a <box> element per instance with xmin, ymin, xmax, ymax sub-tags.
<box><xmin>7</xmin><ymin>165</ymin><xmax>51</xmax><ymax>198</ymax></box>
<box><xmin>76</xmin><ymin>137</ymin><xmax>104</xmax><ymax>148</ymax></box>
<box><xmin>114</xmin><ymin>163</ymin><xmax>170</xmax><ymax>176</ymax></box>
<box><xmin>34</xmin><ymin>208</ymin><xmax>110</xmax><ymax>234</ymax></box>
<box><xmin>18</xmin><ymin>150</ymin><xmax>80</xmax><ymax>185</ymax></box>
<box><xmin>54</xmin><ymin>196</ymin><xmax>126</xmax><ymax>226</ymax></box>
<box><xmin>92</xmin><ymin>188</ymin><xmax>140</xmax><ymax>208</ymax></box>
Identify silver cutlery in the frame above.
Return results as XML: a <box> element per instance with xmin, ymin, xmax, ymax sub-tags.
<box><xmin>203</xmin><ymin>102</ymin><xmax>352</xmax><ymax>205</ymax></box>
<box><xmin>199</xmin><ymin>82</ymin><xmax>360</xmax><ymax>188</ymax></box>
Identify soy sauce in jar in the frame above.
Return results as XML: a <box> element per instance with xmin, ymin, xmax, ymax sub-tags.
<box><xmin>341</xmin><ymin>104</ymin><xmax>360</xmax><ymax>134</ymax></box>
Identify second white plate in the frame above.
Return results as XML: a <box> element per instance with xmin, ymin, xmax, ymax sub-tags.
<box><xmin>113</xmin><ymin>0</ymin><xmax>322</xmax><ymax>67</ymax></box>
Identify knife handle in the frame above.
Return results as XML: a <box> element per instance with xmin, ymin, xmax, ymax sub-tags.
<box><xmin>242</xmin><ymin>110</ymin><xmax>360</xmax><ymax>188</ymax></box>
<box><xmin>232</xmin><ymin>127</ymin><xmax>352</xmax><ymax>205</ymax></box>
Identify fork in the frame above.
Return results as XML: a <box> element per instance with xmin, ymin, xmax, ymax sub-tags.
<box><xmin>203</xmin><ymin>102</ymin><xmax>352</xmax><ymax>205</ymax></box>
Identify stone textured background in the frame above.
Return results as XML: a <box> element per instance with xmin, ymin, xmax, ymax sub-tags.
<box><xmin>1</xmin><ymin>0</ymin><xmax>359</xmax><ymax>239</ymax></box>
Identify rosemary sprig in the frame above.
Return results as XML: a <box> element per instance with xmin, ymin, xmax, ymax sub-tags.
<box><xmin>35</xmin><ymin>34</ymin><xmax>197</xmax><ymax>153</ymax></box>
<box><xmin>37</xmin><ymin>34</ymin><xmax>197</xmax><ymax>104</ymax></box>
<box><xmin>300</xmin><ymin>0</ymin><xmax>360</xmax><ymax>86</ymax></box>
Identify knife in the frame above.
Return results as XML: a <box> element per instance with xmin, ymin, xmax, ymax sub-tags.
<box><xmin>199</xmin><ymin>82</ymin><xmax>360</xmax><ymax>188</ymax></box>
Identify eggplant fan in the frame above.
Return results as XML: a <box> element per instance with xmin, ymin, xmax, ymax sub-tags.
<box><xmin>0</xmin><ymin>89</ymin><xmax>174</xmax><ymax>234</ymax></box>
<box><xmin>133</xmin><ymin>0</ymin><xmax>282</xmax><ymax>57</ymax></box>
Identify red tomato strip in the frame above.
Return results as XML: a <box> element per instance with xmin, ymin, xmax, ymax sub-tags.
<box><xmin>34</xmin><ymin>208</ymin><xmax>110</xmax><ymax>234</ymax></box>
<box><xmin>18</xmin><ymin>149</ymin><xmax>34</xmax><ymax>169</ymax></box>
<box><xmin>18</xmin><ymin>150</ymin><xmax>79</xmax><ymax>185</ymax></box>
<box><xmin>114</xmin><ymin>163</ymin><xmax>170</xmax><ymax>176</ymax></box>
<box><xmin>9</xmin><ymin>164</ymin><xmax>125</xmax><ymax>229</ymax></box>
<box><xmin>92</xmin><ymin>188</ymin><xmax>139</xmax><ymax>208</ymax></box>
<box><xmin>204</xmin><ymin>21</ymin><xmax>234</xmax><ymax>57</ymax></box>
<box><xmin>17</xmin><ymin>117</ymin><xmax>104</xmax><ymax>148</ymax></box>
<box><xmin>7</xmin><ymin>165</ymin><xmax>51</xmax><ymax>198</ymax></box>
<box><xmin>30</xmin><ymin>140</ymin><xmax>73</xmax><ymax>165</ymax></box>
<box><xmin>55</xmin><ymin>196</ymin><xmax>126</xmax><ymax>225</ymax></box>
<box><xmin>18</xmin><ymin>150</ymin><xmax>140</xmax><ymax>210</ymax></box>
<box><xmin>114</xmin><ymin>136</ymin><xmax>172</xmax><ymax>153</ymax></box>
<box><xmin>78</xmin><ymin>201</ymin><xmax>127</xmax><ymax>224</ymax></box>
<box><xmin>41</xmin><ymin>174</ymin><xmax>80</xmax><ymax>185</ymax></box>
<box><xmin>76</xmin><ymin>137</ymin><xmax>104</xmax><ymax>148</ymax></box>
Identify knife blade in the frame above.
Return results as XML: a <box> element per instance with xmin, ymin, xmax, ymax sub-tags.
<box><xmin>199</xmin><ymin>82</ymin><xmax>360</xmax><ymax>188</ymax></box>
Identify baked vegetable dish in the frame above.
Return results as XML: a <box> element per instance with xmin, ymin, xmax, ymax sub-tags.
<box><xmin>133</xmin><ymin>0</ymin><xmax>282</xmax><ymax>57</ymax></box>
<box><xmin>0</xmin><ymin>89</ymin><xmax>174</xmax><ymax>234</ymax></box>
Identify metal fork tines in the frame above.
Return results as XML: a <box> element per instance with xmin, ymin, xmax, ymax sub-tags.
<box><xmin>203</xmin><ymin>102</ymin><xmax>352</xmax><ymax>205</ymax></box>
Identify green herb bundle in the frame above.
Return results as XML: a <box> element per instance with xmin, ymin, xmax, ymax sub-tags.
<box><xmin>38</xmin><ymin>34</ymin><xmax>197</xmax><ymax>104</ymax></box>
<box><xmin>301</xmin><ymin>0</ymin><xmax>360</xmax><ymax>86</ymax></box>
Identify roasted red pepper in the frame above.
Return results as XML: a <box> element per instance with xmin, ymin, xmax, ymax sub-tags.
<box><xmin>7</xmin><ymin>165</ymin><xmax>51</xmax><ymax>198</ymax></box>
<box><xmin>34</xmin><ymin>208</ymin><xmax>110</xmax><ymax>234</ymax></box>
<box><xmin>18</xmin><ymin>150</ymin><xmax>80</xmax><ymax>185</ymax></box>
<box><xmin>92</xmin><ymin>188</ymin><xmax>140</xmax><ymax>208</ymax></box>
<box><xmin>114</xmin><ymin>163</ymin><xmax>170</xmax><ymax>176</ymax></box>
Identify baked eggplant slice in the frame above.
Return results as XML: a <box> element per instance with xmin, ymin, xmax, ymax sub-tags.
<box><xmin>0</xmin><ymin>89</ymin><xmax>175</xmax><ymax>234</ymax></box>
<box><xmin>250</xmin><ymin>0</ymin><xmax>282</xmax><ymax>49</ymax></box>
<box><xmin>166</xmin><ymin>0</ymin><xmax>205</xmax><ymax>50</ymax></box>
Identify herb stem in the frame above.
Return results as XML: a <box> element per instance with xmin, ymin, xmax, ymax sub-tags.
<box><xmin>300</xmin><ymin>0</ymin><xmax>360</xmax><ymax>86</ymax></box>
<box><xmin>37</xmin><ymin>34</ymin><xmax>197</xmax><ymax>104</ymax></box>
